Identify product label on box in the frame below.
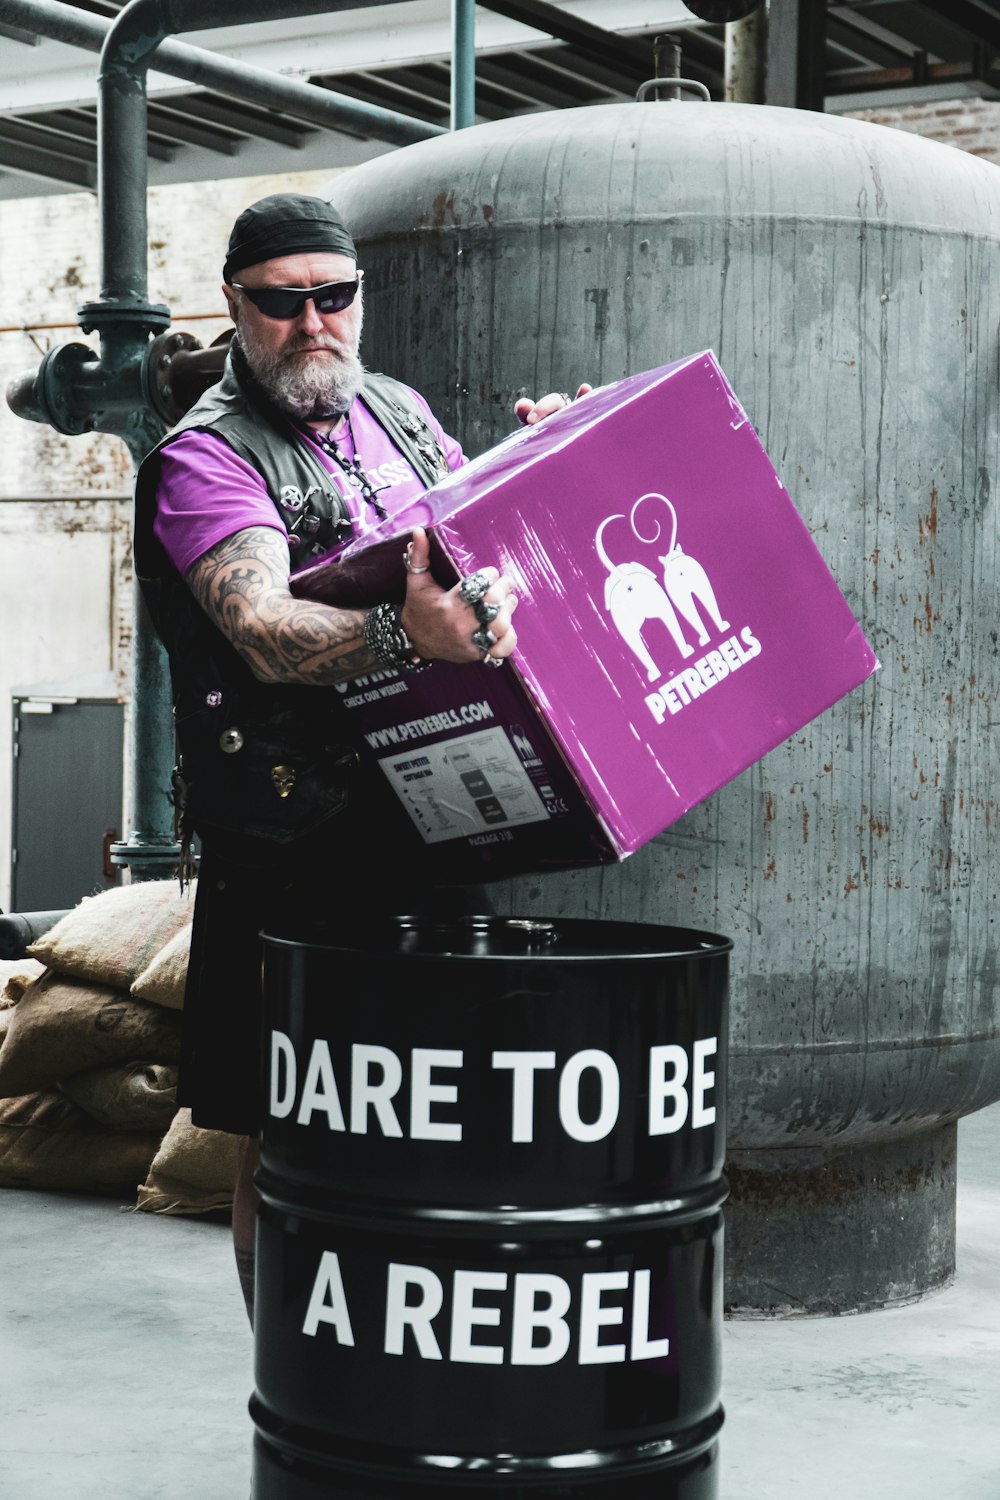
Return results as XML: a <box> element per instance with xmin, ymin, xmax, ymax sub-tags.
<box><xmin>377</xmin><ymin>725</ymin><xmax>550</xmax><ymax>844</ymax></box>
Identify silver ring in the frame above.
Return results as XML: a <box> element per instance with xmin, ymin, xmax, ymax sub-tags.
<box><xmin>472</xmin><ymin>626</ymin><xmax>497</xmax><ymax>651</ymax></box>
<box><xmin>474</xmin><ymin>600</ymin><xmax>501</xmax><ymax>626</ymax></box>
<box><xmin>459</xmin><ymin>571</ymin><xmax>491</xmax><ymax>605</ymax></box>
<box><xmin>403</xmin><ymin>548</ymin><xmax>430</xmax><ymax>574</ymax></box>
<box><xmin>483</xmin><ymin>652</ymin><xmax>504</xmax><ymax>668</ymax></box>
<box><xmin>559</xmin><ymin>392</ymin><xmax>571</xmax><ymax>404</ymax></box>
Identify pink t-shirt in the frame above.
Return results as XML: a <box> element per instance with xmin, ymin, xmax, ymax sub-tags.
<box><xmin>154</xmin><ymin>385</ymin><xmax>466</xmax><ymax>577</ymax></box>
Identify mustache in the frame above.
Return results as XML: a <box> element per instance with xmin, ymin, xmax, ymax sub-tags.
<box><xmin>285</xmin><ymin>332</ymin><xmax>354</xmax><ymax>356</ymax></box>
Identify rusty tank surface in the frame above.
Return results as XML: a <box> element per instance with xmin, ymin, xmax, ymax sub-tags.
<box><xmin>329</xmin><ymin>101</ymin><xmax>1000</xmax><ymax>1314</ymax></box>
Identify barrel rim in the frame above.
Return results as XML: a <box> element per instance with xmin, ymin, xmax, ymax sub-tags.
<box><xmin>255</xmin><ymin>1171</ymin><xmax>729</xmax><ymax>1235</ymax></box>
<box><xmin>250</xmin><ymin>1398</ymin><xmax>725</xmax><ymax>1483</ymax></box>
<box><xmin>260</xmin><ymin>913</ymin><xmax>733</xmax><ymax>962</ymax></box>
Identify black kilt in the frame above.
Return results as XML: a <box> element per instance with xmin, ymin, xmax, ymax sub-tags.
<box><xmin>177</xmin><ymin>808</ymin><xmax>486</xmax><ymax>1137</ymax></box>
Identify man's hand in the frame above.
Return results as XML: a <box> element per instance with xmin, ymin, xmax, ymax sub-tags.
<box><xmin>515</xmin><ymin>383</ymin><xmax>593</xmax><ymax>426</ymax></box>
<box><xmin>400</xmin><ymin>526</ymin><xmax>518</xmax><ymax>665</ymax></box>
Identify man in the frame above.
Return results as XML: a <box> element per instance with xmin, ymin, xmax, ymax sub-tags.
<box><xmin>134</xmin><ymin>193</ymin><xmax>584</xmax><ymax>1324</ymax></box>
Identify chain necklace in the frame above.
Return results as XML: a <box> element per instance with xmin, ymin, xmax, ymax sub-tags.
<box><xmin>311</xmin><ymin>414</ymin><xmax>390</xmax><ymax>521</ymax></box>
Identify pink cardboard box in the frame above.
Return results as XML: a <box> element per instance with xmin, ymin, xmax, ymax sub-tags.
<box><xmin>294</xmin><ymin>352</ymin><xmax>878</xmax><ymax>881</ymax></box>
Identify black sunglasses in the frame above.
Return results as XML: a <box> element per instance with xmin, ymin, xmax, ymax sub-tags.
<box><xmin>232</xmin><ymin>272</ymin><xmax>363</xmax><ymax>321</ymax></box>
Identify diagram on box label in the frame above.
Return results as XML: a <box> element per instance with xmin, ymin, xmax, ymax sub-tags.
<box><xmin>378</xmin><ymin>727</ymin><xmax>550</xmax><ymax>843</ymax></box>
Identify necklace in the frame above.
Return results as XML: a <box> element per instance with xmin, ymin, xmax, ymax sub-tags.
<box><xmin>311</xmin><ymin>414</ymin><xmax>390</xmax><ymax>522</ymax></box>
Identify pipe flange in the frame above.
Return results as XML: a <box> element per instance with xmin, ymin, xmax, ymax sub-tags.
<box><xmin>37</xmin><ymin>342</ymin><xmax>99</xmax><ymax>436</ymax></box>
<box><xmin>143</xmin><ymin>328</ymin><xmax>205</xmax><ymax>425</ymax></box>
<box><xmin>78</xmin><ymin>298</ymin><xmax>171</xmax><ymax>338</ymax></box>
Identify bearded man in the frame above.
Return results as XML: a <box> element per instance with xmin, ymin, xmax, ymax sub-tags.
<box><xmin>134</xmin><ymin>193</ymin><xmax>581</xmax><ymax>1325</ymax></box>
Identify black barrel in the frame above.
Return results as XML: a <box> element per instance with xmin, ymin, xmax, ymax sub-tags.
<box><xmin>252</xmin><ymin>915</ymin><xmax>730</xmax><ymax>1498</ymax></box>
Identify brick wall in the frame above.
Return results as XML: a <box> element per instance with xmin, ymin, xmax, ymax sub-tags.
<box><xmin>847</xmin><ymin>96</ymin><xmax>1000</xmax><ymax>167</ymax></box>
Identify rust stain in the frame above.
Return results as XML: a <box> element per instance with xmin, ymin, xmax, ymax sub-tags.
<box><xmin>764</xmin><ymin>791</ymin><xmax>775</xmax><ymax>822</ymax></box>
<box><xmin>869</xmin><ymin>813</ymin><xmax>890</xmax><ymax>838</ymax></box>
<box><xmin>786</xmin><ymin>892</ymin><xmax>793</xmax><ymax>903</ymax></box>
<box><xmin>823</xmin><ymin>763</ymin><xmax>832</xmax><ymax>774</ymax></box>
<box><xmin>918</xmin><ymin>486</ymin><xmax>939</xmax><ymax>547</ymax></box>
<box><xmin>763</xmin><ymin>857</ymin><xmax>777</xmax><ymax>882</ymax></box>
<box><xmin>802</xmin><ymin>808</ymin><xmax>809</xmax><ymax>843</ymax></box>
<box><xmin>431</xmin><ymin>191</ymin><xmax>457</xmax><ymax>227</ymax></box>
<box><xmin>482</xmin><ymin>203</ymin><xmax>494</xmax><ymax>223</ymax></box>
<box><xmin>844</xmin><ymin>874</ymin><xmax>859</xmax><ymax>894</ymax></box>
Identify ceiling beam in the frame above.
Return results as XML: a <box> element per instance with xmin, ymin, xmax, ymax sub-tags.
<box><xmin>184</xmin><ymin>93</ymin><xmax>314</xmax><ymax>149</ymax></box>
<box><xmin>474</xmin><ymin>0</ymin><xmax>652</xmax><ymax>77</ymax></box>
<box><xmin>0</xmin><ymin>134</ymin><xmax>93</xmax><ymax>187</ymax></box>
<box><xmin>917</xmin><ymin>0</ymin><xmax>1000</xmax><ymax>52</ymax></box>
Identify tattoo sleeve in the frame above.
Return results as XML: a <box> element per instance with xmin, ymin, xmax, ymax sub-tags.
<box><xmin>186</xmin><ymin>526</ymin><xmax>379</xmax><ymax>685</ymax></box>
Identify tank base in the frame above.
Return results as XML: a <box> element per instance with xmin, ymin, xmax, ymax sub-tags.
<box><xmin>251</xmin><ymin>1422</ymin><xmax>720</xmax><ymax>1499</ymax></box>
<box><xmin>724</xmin><ymin>1121</ymin><xmax>957</xmax><ymax>1317</ymax></box>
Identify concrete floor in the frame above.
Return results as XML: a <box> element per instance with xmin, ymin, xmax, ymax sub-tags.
<box><xmin>0</xmin><ymin>1106</ymin><xmax>997</xmax><ymax>1500</ymax></box>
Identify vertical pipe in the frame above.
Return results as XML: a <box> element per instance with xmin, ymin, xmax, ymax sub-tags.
<box><xmin>451</xmin><ymin>0</ymin><xmax>476</xmax><ymax>130</ymax></box>
<box><xmin>725</xmin><ymin>4</ymin><xmax>769</xmax><ymax>104</ymax></box>
<box><xmin>97</xmin><ymin>60</ymin><xmax>154</xmax><ymax>307</ymax></box>
<box><xmin>653</xmin><ymin>33</ymin><xmax>682</xmax><ymax>102</ymax></box>
<box><xmin>113</xmin><ymin>590</ymin><xmax>179</xmax><ymax>878</ymax></box>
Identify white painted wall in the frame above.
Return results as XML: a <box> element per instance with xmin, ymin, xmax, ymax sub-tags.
<box><xmin>0</xmin><ymin>165</ymin><xmax>339</xmax><ymax>910</ymax></box>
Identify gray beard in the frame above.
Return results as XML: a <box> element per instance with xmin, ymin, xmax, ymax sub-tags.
<box><xmin>237</xmin><ymin>323</ymin><xmax>366</xmax><ymax>421</ymax></box>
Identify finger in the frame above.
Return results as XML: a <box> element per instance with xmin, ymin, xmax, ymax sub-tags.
<box><xmin>405</xmin><ymin>526</ymin><xmax>431</xmax><ymax>572</ymax></box>
<box><xmin>514</xmin><ymin>398</ymin><xmax>534</xmax><ymax>426</ymax></box>
<box><xmin>575</xmin><ymin>383</ymin><xmax>593</xmax><ymax>399</ymax></box>
<box><xmin>481</xmin><ymin>572</ymin><xmax>515</xmax><ymax>606</ymax></box>
<box><xmin>489</xmin><ymin>624</ymin><xmax>518</xmax><ymax>660</ymax></box>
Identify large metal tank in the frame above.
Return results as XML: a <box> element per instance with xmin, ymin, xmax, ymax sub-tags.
<box><xmin>330</xmin><ymin>102</ymin><xmax>1000</xmax><ymax>1314</ymax></box>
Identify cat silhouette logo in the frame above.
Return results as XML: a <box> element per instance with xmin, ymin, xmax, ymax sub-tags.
<box><xmin>511</xmin><ymin>726</ymin><xmax>536</xmax><ymax>762</ymax></box>
<box><xmin>595</xmin><ymin>493</ymin><xmax>729</xmax><ymax>683</ymax></box>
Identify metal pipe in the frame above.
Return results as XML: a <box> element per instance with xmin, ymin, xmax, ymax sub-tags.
<box><xmin>653</xmin><ymin>34</ymin><xmax>682</xmax><ymax>102</ymax></box>
<box><xmin>725</xmin><ymin>4</ymin><xmax>769</xmax><ymax>103</ymax></box>
<box><xmin>0</xmin><ymin>910</ymin><xmax>69</xmax><ymax>960</ymax></box>
<box><xmin>450</xmin><ymin>0</ymin><xmax>476</xmax><ymax>131</ymax></box>
<box><xmin>0</xmin><ymin>0</ymin><xmax>445</xmax><ymax>146</ymax></box>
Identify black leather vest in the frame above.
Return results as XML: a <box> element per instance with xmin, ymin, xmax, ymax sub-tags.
<box><xmin>134</xmin><ymin>346</ymin><xmax>449</xmax><ymax>846</ymax></box>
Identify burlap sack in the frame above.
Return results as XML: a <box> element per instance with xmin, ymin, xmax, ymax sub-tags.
<box><xmin>136</xmin><ymin>1107</ymin><xmax>241</xmax><ymax>1216</ymax></box>
<box><xmin>0</xmin><ymin>971</ymin><xmax>182</xmax><ymax>1099</ymax></box>
<box><xmin>28</xmin><ymin>880</ymin><xmax>195</xmax><ymax>990</ymax></box>
<box><xmin>0</xmin><ymin>1091</ymin><xmax>162</xmax><ymax>1197</ymax></box>
<box><xmin>0</xmin><ymin>958</ymin><xmax>45</xmax><ymax>1005</ymax></box>
<box><xmin>131</xmin><ymin>924</ymin><xmax>191</xmax><ymax>1011</ymax></box>
<box><xmin>60</xmin><ymin>1062</ymin><xmax>178</xmax><ymax>1132</ymax></box>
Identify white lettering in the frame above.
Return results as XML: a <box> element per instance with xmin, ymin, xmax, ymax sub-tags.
<box><xmin>350</xmin><ymin>1044</ymin><xmax>404</xmax><ymax>1137</ymax></box>
<box><xmin>693</xmin><ymin>1037</ymin><xmax>718</xmax><ymax>1128</ymax></box>
<box><xmin>450</xmin><ymin>1271</ymin><xmax>507</xmax><ymax>1364</ymax></box>
<box><xmin>410</xmin><ymin>1048</ymin><xmax>463</xmax><ymax>1142</ymax></box>
<box><xmin>302</xmin><ymin>1251</ymin><xmax>355</xmax><ymax>1343</ymax></box>
<box><xmin>296</xmin><ymin>1039</ymin><xmax>346</xmax><ymax>1130</ymax></box>
<box><xmin>630</xmin><ymin>1269</ymin><xmax>670</xmax><ymax>1360</ymax></box>
<box><xmin>645</xmin><ymin>690</ymin><xmax>667</xmax><ymax>724</ymax></box>
<box><xmin>492</xmin><ymin>1050</ymin><xmax>556</xmax><ymax>1142</ymax></box>
<box><xmin>558</xmin><ymin>1049</ymin><xmax>620</xmax><ymax>1143</ymax></box>
<box><xmin>384</xmin><ymin>1264</ymin><xmax>443</xmax><ymax>1359</ymax></box>
<box><xmin>649</xmin><ymin>1044</ymin><xmax>690</xmax><ymax>1135</ymax></box>
<box><xmin>510</xmin><ymin>1274</ymin><xmax>573</xmax><ymax>1366</ymax></box>
<box><xmin>269</xmin><ymin>1030</ymin><xmax>296</xmax><ymax>1119</ymax></box>
<box><xmin>579</xmin><ymin>1271</ymin><xmax>629</xmax><ymax>1364</ymax></box>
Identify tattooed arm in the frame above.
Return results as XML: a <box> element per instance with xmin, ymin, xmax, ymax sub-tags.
<box><xmin>186</xmin><ymin>526</ymin><xmax>378</xmax><ymax>685</ymax></box>
<box><xmin>186</xmin><ymin>524</ymin><xmax>520</xmax><ymax>685</ymax></box>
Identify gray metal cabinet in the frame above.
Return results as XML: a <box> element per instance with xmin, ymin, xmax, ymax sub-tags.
<box><xmin>11</xmin><ymin>681</ymin><xmax>123</xmax><ymax>910</ymax></box>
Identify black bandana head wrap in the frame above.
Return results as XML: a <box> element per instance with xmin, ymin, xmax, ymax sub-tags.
<box><xmin>223</xmin><ymin>194</ymin><xmax>357</xmax><ymax>282</ymax></box>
